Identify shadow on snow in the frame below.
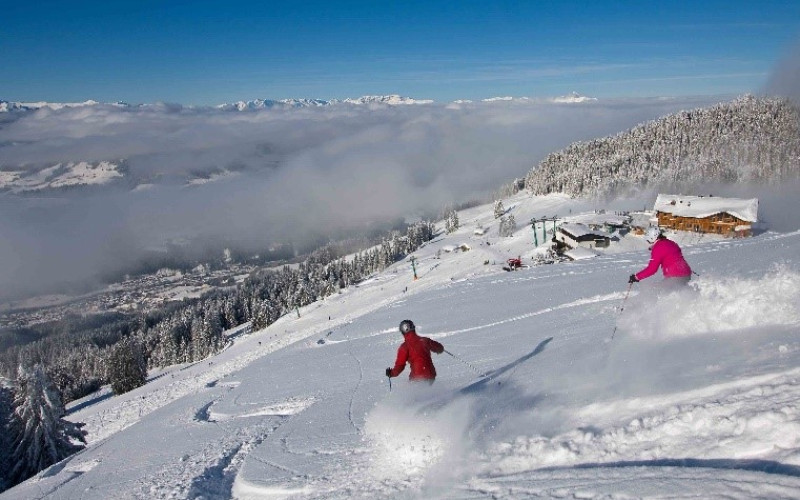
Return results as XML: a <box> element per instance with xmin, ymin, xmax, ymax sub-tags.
<box><xmin>546</xmin><ymin>457</ymin><xmax>800</xmax><ymax>479</ymax></box>
<box><xmin>459</xmin><ymin>336</ymin><xmax>553</xmax><ymax>395</ymax></box>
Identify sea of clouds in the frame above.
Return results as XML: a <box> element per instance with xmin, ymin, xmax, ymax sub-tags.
<box><xmin>0</xmin><ymin>74</ymin><xmax>796</xmax><ymax>302</ymax></box>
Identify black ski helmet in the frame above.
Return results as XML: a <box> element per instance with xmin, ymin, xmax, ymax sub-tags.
<box><xmin>399</xmin><ymin>319</ymin><xmax>415</xmax><ymax>334</ymax></box>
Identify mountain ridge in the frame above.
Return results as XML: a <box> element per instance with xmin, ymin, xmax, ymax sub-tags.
<box><xmin>1</xmin><ymin>93</ymin><xmax>599</xmax><ymax>113</ymax></box>
<box><xmin>522</xmin><ymin>95</ymin><xmax>800</xmax><ymax>198</ymax></box>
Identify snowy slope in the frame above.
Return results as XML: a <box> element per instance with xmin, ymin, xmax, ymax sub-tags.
<box><xmin>0</xmin><ymin>161</ymin><xmax>125</xmax><ymax>193</ymax></box>
<box><xmin>3</xmin><ymin>192</ymin><xmax>800</xmax><ymax>499</ymax></box>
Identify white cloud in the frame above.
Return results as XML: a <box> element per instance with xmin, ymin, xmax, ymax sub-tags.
<box><xmin>0</xmin><ymin>96</ymin><xmax>728</xmax><ymax>300</ymax></box>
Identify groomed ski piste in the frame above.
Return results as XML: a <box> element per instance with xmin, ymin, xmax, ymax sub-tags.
<box><xmin>4</xmin><ymin>191</ymin><xmax>800</xmax><ymax>499</ymax></box>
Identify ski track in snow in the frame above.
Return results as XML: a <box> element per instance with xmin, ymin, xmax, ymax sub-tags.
<box><xmin>428</xmin><ymin>292</ymin><xmax>622</xmax><ymax>339</ymax></box>
<box><xmin>347</xmin><ymin>350</ymin><xmax>365</xmax><ymax>433</ymax></box>
<box><xmin>311</xmin><ymin>292</ymin><xmax>621</xmax><ymax>347</ymax></box>
<box><xmin>144</xmin><ymin>392</ymin><xmax>317</xmax><ymax>498</ymax></box>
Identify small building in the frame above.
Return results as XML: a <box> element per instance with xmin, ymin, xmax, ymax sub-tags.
<box><xmin>556</xmin><ymin>223</ymin><xmax>611</xmax><ymax>250</ymax></box>
<box><xmin>653</xmin><ymin>194</ymin><xmax>758</xmax><ymax>238</ymax></box>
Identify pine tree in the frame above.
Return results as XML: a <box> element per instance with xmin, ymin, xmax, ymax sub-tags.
<box><xmin>494</xmin><ymin>200</ymin><xmax>505</xmax><ymax>219</ymax></box>
<box><xmin>445</xmin><ymin>209</ymin><xmax>459</xmax><ymax>234</ymax></box>
<box><xmin>9</xmin><ymin>365</ymin><xmax>86</xmax><ymax>485</ymax></box>
<box><xmin>108</xmin><ymin>339</ymin><xmax>147</xmax><ymax>395</ymax></box>
<box><xmin>499</xmin><ymin>214</ymin><xmax>516</xmax><ymax>237</ymax></box>
<box><xmin>0</xmin><ymin>383</ymin><xmax>13</xmax><ymax>492</ymax></box>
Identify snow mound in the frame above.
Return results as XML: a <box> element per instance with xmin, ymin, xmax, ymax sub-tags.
<box><xmin>208</xmin><ymin>396</ymin><xmax>316</xmax><ymax>421</ymax></box>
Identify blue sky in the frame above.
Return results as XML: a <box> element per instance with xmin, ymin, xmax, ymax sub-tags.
<box><xmin>2</xmin><ymin>0</ymin><xmax>799</xmax><ymax>105</ymax></box>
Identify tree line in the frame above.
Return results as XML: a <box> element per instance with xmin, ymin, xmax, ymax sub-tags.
<box><xmin>520</xmin><ymin>96</ymin><xmax>800</xmax><ymax>198</ymax></box>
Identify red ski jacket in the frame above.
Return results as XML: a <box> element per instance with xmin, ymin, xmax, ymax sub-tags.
<box><xmin>388</xmin><ymin>331</ymin><xmax>444</xmax><ymax>381</ymax></box>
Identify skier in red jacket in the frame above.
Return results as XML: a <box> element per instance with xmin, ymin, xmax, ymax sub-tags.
<box><xmin>385</xmin><ymin>320</ymin><xmax>444</xmax><ymax>383</ymax></box>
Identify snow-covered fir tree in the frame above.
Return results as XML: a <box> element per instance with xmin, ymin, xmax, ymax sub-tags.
<box><xmin>493</xmin><ymin>177</ymin><xmax>526</xmax><ymax>199</ymax></box>
<box><xmin>498</xmin><ymin>214</ymin><xmax>516</xmax><ymax>237</ymax></box>
<box><xmin>0</xmin><ymin>382</ymin><xmax>14</xmax><ymax>492</ymax></box>
<box><xmin>108</xmin><ymin>339</ymin><xmax>147</xmax><ymax>395</ymax></box>
<box><xmin>494</xmin><ymin>200</ymin><xmax>506</xmax><ymax>219</ymax></box>
<box><xmin>444</xmin><ymin>209</ymin><xmax>459</xmax><ymax>234</ymax></box>
<box><xmin>9</xmin><ymin>364</ymin><xmax>86</xmax><ymax>485</ymax></box>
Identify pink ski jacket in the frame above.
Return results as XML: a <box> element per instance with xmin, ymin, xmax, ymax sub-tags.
<box><xmin>635</xmin><ymin>238</ymin><xmax>692</xmax><ymax>280</ymax></box>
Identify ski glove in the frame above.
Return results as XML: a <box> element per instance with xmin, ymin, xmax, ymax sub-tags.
<box><xmin>385</xmin><ymin>367</ymin><xmax>392</xmax><ymax>378</ymax></box>
<box><xmin>628</xmin><ymin>274</ymin><xmax>639</xmax><ymax>284</ymax></box>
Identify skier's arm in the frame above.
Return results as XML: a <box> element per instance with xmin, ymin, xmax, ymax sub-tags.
<box><xmin>427</xmin><ymin>338</ymin><xmax>444</xmax><ymax>354</ymax></box>
<box><xmin>635</xmin><ymin>244</ymin><xmax>663</xmax><ymax>281</ymax></box>
<box><xmin>389</xmin><ymin>344</ymin><xmax>408</xmax><ymax>377</ymax></box>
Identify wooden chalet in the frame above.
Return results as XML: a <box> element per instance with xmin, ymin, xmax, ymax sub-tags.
<box><xmin>653</xmin><ymin>194</ymin><xmax>759</xmax><ymax>238</ymax></box>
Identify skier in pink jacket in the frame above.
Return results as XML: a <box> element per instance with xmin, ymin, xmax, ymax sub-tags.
<box><xmin>629</xmin><ymin>227</ymin><xmax>692</xmax><ymax>285</ymax></box>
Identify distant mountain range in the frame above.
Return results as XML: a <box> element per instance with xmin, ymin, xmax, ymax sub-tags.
<box><xmin>215</xmin><ymin>94</ymin><xmax>435</xmax><ymax>110</ymax></box>
<box><xmin>0</xmin><ymin>95</ymin><xmax>437</xmax><ymax>113</ymax></box>
<box><xmin>0</xmin><ymin>100</ymin><xmax>122</xmax><ymax>113</ymax></box>
<box><xmin>0</xmin><ymin>93</ymin><xmax>597</xmax><ymax>113</ymax></box>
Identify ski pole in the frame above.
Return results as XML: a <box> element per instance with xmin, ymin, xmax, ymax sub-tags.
<box><xmin>444</xmin><ymin>349</ymin><xmax>484</xmax><ymax>377</ymax></box>
<box><xmin>388</xmin><ymin>376</ymin><xmax>392</xmax><ymax>392</ymax></box>
<box><xmin>610</xmin><ymin>282</ymin><xmax>633</xmax><ymax>340</ymax></box>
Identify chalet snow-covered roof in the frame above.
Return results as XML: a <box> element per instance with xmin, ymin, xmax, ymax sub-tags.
<box><xmin>558</xmin><ymin>223</ymin><xmax>611</xmax><ymax>240</ymax></box>
<box><xmin>564</xmin><ymin>212</ymin><xmax>629</xmax><ymax>227</ymax></box>
<box><xmin>654</xmin><ymin>194</ymin><xmax>758</xmax><ymax>222</ymax></box>
<box><xmin>628</xmin><ymin>211</ymin><xmax>656</xmax><ymax>228</ymax></box>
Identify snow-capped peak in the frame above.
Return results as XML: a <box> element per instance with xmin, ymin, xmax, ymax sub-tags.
<box><xmin>216</xmin><ymin>98</ymin><xmax>333</xmax><ymax>111</ymax></box>
<box><xmin>551</xmin><ymin>92</ymin><xmax>597</xmax><ymax>103</ymax></box>
<box><xmin>341</xmin><ymin>94</ymin><xmax>434</xmax><ymax>105</ymax></box>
